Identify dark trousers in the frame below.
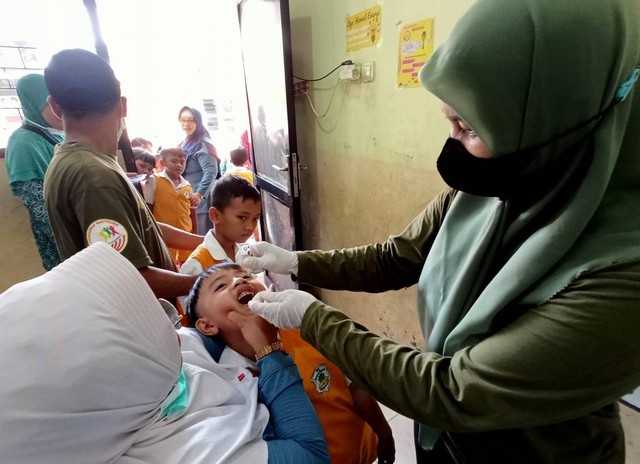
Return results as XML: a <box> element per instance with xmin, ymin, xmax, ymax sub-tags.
<box><xmin>414</xmin><ymin>423</ymin><xmax>458</xmax><ymax>464</ymax></box>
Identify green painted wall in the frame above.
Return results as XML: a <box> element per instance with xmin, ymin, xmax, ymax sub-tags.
<box><xmin>289</xmin><ymin>1</ymin><xmax>475</xmax><ymax>345</ymax></box>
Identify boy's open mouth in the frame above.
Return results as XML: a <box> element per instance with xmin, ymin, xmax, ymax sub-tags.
<box><xmin>237</xmin><ymin>290</ymin><xmax>255</xmax><ymax>305</ymax></box>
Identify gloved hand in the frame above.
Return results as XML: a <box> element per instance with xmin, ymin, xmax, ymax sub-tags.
<box><xmin>248</xmin><ymin>289</ymin><xmax>317</xmax><ymax>329</ymax></box>
<box><xmin>236</xmin><ymin>242</ymin><xmax>299</xmax><ymax>275</ymax></box>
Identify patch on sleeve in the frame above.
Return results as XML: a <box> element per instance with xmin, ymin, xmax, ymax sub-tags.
<box><xmin>86</xmin><ymin>219</ymin><xmax>128</xmax><ymax>253</ymax></box>
<box><xmin>310</xmin><ymin>364</ymin><xmax>331</xmax><ymax>393</ymax></box>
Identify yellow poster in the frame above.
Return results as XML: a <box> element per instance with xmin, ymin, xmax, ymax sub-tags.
<box><xmin>346</xmin><ymin>5</ymin><xmax>382</xmax><ymax>52</ymax></box>
<box><xmin>397</xmin><ymin>18</ymin><xmax>434</xmax><ymax>88</ymax></box>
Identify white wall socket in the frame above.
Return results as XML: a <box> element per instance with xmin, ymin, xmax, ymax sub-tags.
<box><xmin>339</xmin><ymin>63</ymin><xmax>361</xmax><ymax>81</ymax></box>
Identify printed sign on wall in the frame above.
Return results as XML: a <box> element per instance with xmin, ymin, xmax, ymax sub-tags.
<box><xmin>397</xmin><ymin>17</ymin><xmax>435</xmax><ymax>88</ymax></box>
<box><xmin>346</xmin><ymin>5</ymin><xmax>382</xmax><ymax>52</ymax></box>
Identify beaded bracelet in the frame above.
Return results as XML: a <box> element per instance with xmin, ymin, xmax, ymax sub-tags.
<box><xmin>255</xmin><ymin>340</ymin><xmax>285</xmax><ymax>361</ymax></box>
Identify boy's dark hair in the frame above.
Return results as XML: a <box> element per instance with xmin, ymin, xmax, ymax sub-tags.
<box><xmin>132</xmin><ymin>147</ymin><xmax>156</xmax><ymax>167</ymax></box>
<box><xmin>44</xmin><ymin>49</ymin><xmax>121</xmax><ymax>120</ymax></box>
<box><xmin>209</xmin><ymin>175</ymin><xmax>261</xmax><ymax>209</ymax></box>
<box><xmin>186</xmin><ymin>262</ymin><xmax>245</xmax><ymax>326</ymax></box>
<box><xmin>131</xmin><ymin>137</ymin><xmax>152</xmax><ymax>148</ymax></box>
<box><xmin>229</xmin><ymin>147</ymin><xmax>248</xmax><ymax>167</ymax></box>
<box><xmin>159</xmin><ymin>147</ymin><xmax>187</xmax><ymax>161</ymax></box>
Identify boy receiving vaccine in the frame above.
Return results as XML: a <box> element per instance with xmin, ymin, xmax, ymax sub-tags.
<box><xmin>179</xmin><ymin>175</ymin><xmax>395</xmax><ymax>464</ymax></box>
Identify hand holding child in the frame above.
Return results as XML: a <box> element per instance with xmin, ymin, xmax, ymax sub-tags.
<box><xmin>227</xmin><ymin>310</ymin><xmax>278</xmax><ymax>353</ymax></box>
<box><xmin>190</xmin><ymin>192</ymin><xmax>202</xmax><ymax>207</ymax></box>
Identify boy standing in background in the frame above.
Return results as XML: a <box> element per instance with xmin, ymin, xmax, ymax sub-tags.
<box><xmin>179</xmin><ymin>175</ymin><xmax>261</xmax><ymax>283</ymax></box>
<box><xmin>144</xmin><ymin>147</ymin><xmax>196</xmax><ymax>263</ymax></box>
<box><xmin>223</xmin><ymin>147</ymin><xmax>254</xmax><ymax>184</ymax></box>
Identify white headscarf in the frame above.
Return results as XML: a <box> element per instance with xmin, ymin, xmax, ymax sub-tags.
<box><xmin>0</xmin><ymin>242</ymin><xmax>268</xmax><ymax>464</ymax></box>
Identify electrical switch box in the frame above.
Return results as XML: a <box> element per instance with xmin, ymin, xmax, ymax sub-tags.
<box><xmin>362</xmin><ymin>61</ymin><xmax>375</xmax><ymax>83</ymax></box>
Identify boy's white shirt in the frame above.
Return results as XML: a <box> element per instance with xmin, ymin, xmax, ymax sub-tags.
<box><xmin>143</xmin><ymin>170</ymin><xmax>191</xmax><ymax>205</ymax></box>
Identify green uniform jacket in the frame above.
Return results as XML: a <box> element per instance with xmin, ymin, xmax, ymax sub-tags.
<box><xmin>45</xmin><ymin>142</ymin><xmax>175</xmax><ymax>272</ymax></box>
<box><xmin>297</xmin><ymin>189</ymin><xmax>640</xmax><ymax>464</ymax></box>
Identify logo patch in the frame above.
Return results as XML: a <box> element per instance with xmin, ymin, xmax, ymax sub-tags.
<box><xmin>86</xmin><ymin>219</ymin><xmax>128</xmax><ymax>253</ymax></box>
<box><xmin>310</xmin><ymin>364</ymin><xmax>331</xmax><ymax>393</ymax></box>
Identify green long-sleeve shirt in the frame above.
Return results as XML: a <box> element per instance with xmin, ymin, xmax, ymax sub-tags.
<box><xmin>296</xmin><ymin>189</ymin><xmax>640</xmax><ymax>463</ymax></box>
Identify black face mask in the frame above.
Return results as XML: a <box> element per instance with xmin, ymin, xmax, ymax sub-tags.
<box><xmin>437</xmin><ymin>100</ymin><xmax>618</xmax><ymax>199</ymax></box>
<box><xmin>436</xmin><ymin>138</ymin><xmax>547</xmax><ymax>198</ymax></box>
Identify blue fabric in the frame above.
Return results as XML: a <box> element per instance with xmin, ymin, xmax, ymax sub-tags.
<box><xmin>180</xmin><ymin>107</ymin><xmax>219</xmax><ymax>234</ymax></box>
<box><xmin>183</xmin><ymin>145</ymin><xmax>218</xmax><ymax>198</ymax></box>
<box><xmin>184</xmin><ymin>328</ymin><xmax>226</xmax><ymax>363</ymax></box>
<box><xmin>182</xmin><ymin>140</ymin><xmax>217</xmax><ymax>234</ymax></box>
<box><xmin>258</xmin><ymin>352</ymin><xmax>329</xmax><ymax>464</ymax></box>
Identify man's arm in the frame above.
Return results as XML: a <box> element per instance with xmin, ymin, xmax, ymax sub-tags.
<box><xmin>138</xmin><ymin>266</ymin><xmax>199</xmax><ymax>299</ymax></box>
<box><xmin>158</xmin><ymin>222</ymin><xmax>204</xmax><ymax>251</ymax></box>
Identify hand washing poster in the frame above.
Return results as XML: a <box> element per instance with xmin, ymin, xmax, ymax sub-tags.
<box><xmin>397</xmin><ymin>18</ymin><xmax>434</xmax><ymax>88</ymax></box>
<box><xmin>346</xmin><ymin>5</ymin><xmax>382</xmax><ymax>52</ymax></box>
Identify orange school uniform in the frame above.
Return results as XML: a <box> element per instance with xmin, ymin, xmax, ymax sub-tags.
<box><xmin>145</xmin><ymin>172</ymin><xmax>193</xmax><ymax>261</ymax></box>
<box><xmin>279</xmin><ymin>329</ymin><xmax>378</xmax><ymax>464</ymax></box>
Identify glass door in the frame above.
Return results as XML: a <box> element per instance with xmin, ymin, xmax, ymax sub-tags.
<box><xmin>238</xmin><ymin>0</ymin><xmax>302</xmax><ymax>290</ymax></box>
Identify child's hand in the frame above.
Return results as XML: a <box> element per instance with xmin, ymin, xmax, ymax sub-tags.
<box><xmin>227</xmin><ymin>310</ymin><xmax>278</xmax><ymax>352</ymax></box>
<box><xmin>190</xmin><ymin>193</ymin><xmax>202</xmax><ymax>207</ymax></box>
<box><xmin>376</xmin><ymin>430</ymin><xmax>396</xmax><ymax>464</ymax></box>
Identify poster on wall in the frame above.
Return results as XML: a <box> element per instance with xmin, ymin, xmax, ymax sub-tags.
<box><xmin>346</xmin><ymin>5</ymin><xmax>381</xmax><ymax>52</ymax></box>
<box><xmin>397</xmin><ymin>17</ymin><xmax>434</xmax><ymax>88</ymax></box>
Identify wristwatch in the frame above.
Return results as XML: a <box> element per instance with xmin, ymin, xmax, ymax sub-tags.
<box><xmin>255</xmin><ymin>340</ymin><xmax>285</xmax><ymax>361</ymax></box>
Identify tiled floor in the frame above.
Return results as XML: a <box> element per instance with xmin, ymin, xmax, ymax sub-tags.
<box><xmin>375</xmin><ymin>402</ymin><xmax>640</xmax><ymax>464</ymax></box>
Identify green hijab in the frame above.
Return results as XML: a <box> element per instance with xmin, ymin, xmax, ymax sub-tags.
<box><xmin>416</xmin><ymin>0</ymin><xmax>640</xmax><ymax>447</ymax></box>
<box><xmin>5</xmin><ymin>74</ymin><xmax>63</xmax><ymax>185</ymax></box>
<box><xmin>17</xmin><ymin>73</ymin><xmax>51</xmax><ymax>128</ymax></box>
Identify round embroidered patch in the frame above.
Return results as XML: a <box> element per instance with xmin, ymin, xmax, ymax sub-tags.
<box><xmin>86</xmin><ymin>219</ymin><xmax>128</xmax><ymax>253</ymax></box>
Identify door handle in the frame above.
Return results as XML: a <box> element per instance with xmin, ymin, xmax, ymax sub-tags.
<box><xmin>272</xmin><ymin>164</ymin><xmax>288</xmax><ymax>172</ymax></box>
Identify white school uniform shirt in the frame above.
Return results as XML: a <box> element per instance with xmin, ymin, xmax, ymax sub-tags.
<box><xmin>177</xmin><ymin>230</ymin><xmax>239</xmax><ymax>309</ymax></box>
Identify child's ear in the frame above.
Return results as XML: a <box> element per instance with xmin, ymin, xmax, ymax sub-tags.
<box><xmin>195</xmin><ymin>318</ymin><xmax>219</xmax><ymax>336</ymax></box>
<box><xmin>209</xmin><ymin>207</ymin><xmax>222</xmax><ymax>224</ymax></box>
<box><xmin>159</xmin><ymin>159</ymin><xmax>166</xmax><ymax>169</ymax></box>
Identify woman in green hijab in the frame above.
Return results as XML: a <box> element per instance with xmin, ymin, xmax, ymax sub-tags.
<box><xmin>237</xmin><ymin>0</ymin><xmax>640</xmax><ymax>462</ymax></box>
<box><xmin>5</xmin><ymin>74</ymin><xmax>64</xmax><ymax>271</ymax></box>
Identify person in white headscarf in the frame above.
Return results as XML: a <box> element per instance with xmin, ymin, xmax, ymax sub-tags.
<box><xmin>0</xmin><ymin>242</ymin><xmax>328</xmax><ymax>464</ymax></box>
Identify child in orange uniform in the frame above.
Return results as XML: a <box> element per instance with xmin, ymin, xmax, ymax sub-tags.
<box><xmin>144</xmin><ymin>147</ymin><xmax>196</xmax><ymax>263</ymax></box>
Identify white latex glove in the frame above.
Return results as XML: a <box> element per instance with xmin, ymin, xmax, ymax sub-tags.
<box><xmin>236</xmin><ymin>242</ymin><xmax>299</xmax><ymax>275</ymax></box>
<box><xmin>248</xmin><ymin>289</ymin><xmax>317</xmax><ymax>329</ymax></box>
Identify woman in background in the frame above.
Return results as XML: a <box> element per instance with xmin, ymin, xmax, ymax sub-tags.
<box><xmin>5</xmin><ymin>74</ymin><xmax>64</xmax><ymax>270</ymax></box>
<box><xmin>179</xmin><ymin>106</ymin><xmax>220</xmax><ymax>234</ymax></box>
